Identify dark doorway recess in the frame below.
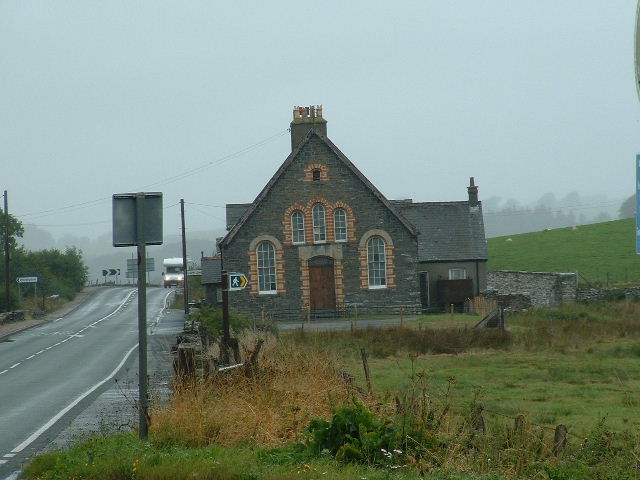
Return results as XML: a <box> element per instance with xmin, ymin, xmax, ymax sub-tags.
<box><xmin>309</xmin><ymin>256</ymin><xmax>336</xmax><ymax>317</ymax></box>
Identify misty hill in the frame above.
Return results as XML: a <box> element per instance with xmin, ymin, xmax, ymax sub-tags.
<box><xmin>19</xmin><ymin>226</ymin><xmax>224</xmax><ymax>285</ymax></box>
<box><xmin>482</xmin><ymin>191</ymin><xmax>620</xmax><ymax>238</ymax></box>
<box><xmin>487</xmin><ymin>218</ymin><xmax>637</xmax><ymax>285</ymax></box>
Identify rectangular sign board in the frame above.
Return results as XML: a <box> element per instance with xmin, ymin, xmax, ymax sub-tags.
<box><xmin>16</xmin><ymin>276</ymin><xmax>38</xmax><ymax>283</ymax></box>
<box><xmin>113</xmin><ymin>193</ymin><xmax>163</xmax><ymax>247</ymax></box>
<box><xmin>228</xmin><ymin>273</ymin><xmax>248</xmax><ymax>291</ymax></box>
<box><xmin>127</xmin><ymin>257</ymin><xmax>155</xmax><ymax>272</ymax></box>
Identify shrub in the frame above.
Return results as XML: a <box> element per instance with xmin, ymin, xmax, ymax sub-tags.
<box><xmin>191</xmin><ymin>305</ymin><xmax>250</xmax><ymax>342</ymax></box>
<box><xmin>305</xmin><ymin>401</ymin><xmax>401</xmax><ymax>465</ymax></box>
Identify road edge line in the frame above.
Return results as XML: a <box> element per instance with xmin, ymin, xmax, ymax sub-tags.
<box><xmin>11</xmin><ymin>343</ymin><xmax>139</xmax><ymax>454</ymax></box>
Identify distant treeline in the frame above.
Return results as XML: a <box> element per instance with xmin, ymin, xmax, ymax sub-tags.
<box><xmin>482</xmin><ymin>192</ymin><xmax>624</xmax><ymax>238</ymax></box>
<box><xmin>1</xmin><ymin>207</ymin><xmax>88</xmax><ymax>310</ymax></box>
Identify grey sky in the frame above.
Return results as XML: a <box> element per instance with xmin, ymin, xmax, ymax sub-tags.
<box><xmin>2</xmin><ymin>1</ymin><xmax>638</xmax><ymax>242</ymax></box>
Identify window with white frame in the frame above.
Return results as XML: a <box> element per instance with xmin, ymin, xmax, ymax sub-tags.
<box><xmin>257</xmin><ymin>241</ymin><xmax>277</xmax><ymax>293</ymax></box>
<box><xmin>312</xmin><ymin>204</ymin><xmax>326</xmax><ymax>243</ymax></box>
<box><xmin>448</xmin><ymin>268</ymin><xmax>467</xmax><ymax>280</ymax></box>
<box><xmin>367</xmin><ymin>236</ymin><xmax>387</xmax><ymax>287</ymax></box>
<box><xmin>291</xmin><ymin>211</ymin><xmax>305</xmax><ymax>244</ymax></box>
<box><xmin>334</xmin><ymin>208</ymin><xmax>347</xmax><ymax>242</ymax></box>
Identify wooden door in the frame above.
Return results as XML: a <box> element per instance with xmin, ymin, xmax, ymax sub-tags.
<box><xmin>309</xmin><ymin>256</ymin><xmax>336</xmax><ymax>312</ymax></box>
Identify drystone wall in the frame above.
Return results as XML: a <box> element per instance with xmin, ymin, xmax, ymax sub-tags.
<box><xmin>486</xmin><ymin>271</ymin><xmax>577</xmax><ymax>308</ymax></box>
<box><xmin>576</xmin><ymin>286</ymin><xmax>640</xmax><ymax>303</ymax></box>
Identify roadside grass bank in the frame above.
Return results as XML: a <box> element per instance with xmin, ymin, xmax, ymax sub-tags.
<box><xmin>169</xmin><ymin>276</ymin><xmax>205</xmax><ymax>310</ymax></box>
<box><xmin>23</xmin><ymin>302</ymin><xmax>640</xmax><ymax>479</ymax></box>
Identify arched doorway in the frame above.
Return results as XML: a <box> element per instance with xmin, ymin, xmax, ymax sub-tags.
<box><xmin>308</xmin><ymin>256</ymin><xmax>336</xmax><ymax>314</ymax></box>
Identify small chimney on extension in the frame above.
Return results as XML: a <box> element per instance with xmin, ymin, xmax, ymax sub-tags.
<box><xmin>290</xmin><ymin>105</ymin><xmax>327</xmax><ymax>151</ymax></box>
<box><xmin>467</xmin><ymin>177</ymin><xmax>479</xmax><ymax>206</ymax></box>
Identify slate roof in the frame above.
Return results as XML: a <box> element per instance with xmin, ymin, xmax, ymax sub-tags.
<box><xmin>221</xmin><ymin>130</ymin><xmax>416</xmax><ymax>246</ymax></box>
<box><xmin>391</xmin><ymin>200</ymin><xmax>488</xmax><ymax>262</ymax></box>
<box><xmin>201</xmin><ymin>256</ymin><xmax>222</xmax><ymax>284</ymax></box>
<box><xmin>226</xmin><ymin>204</ymin><xmax>252</xmax><ymax>231</ymax></box>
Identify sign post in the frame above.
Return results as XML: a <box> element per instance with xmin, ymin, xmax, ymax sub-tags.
<box><xmin>221</xmin><ymin>270</ymin><xmax>230</xmax><ymax>365</ymax></box>
<box><xmin>220</xmin><ymin>271</ymin><xmax>247</xmax><ymax>365</ymax></box>
<box><xmin>112</xmin><ymin>192</ymin><xmax>162</xmax><ymax>440</ymax></box>
<box><xmin>16</xmin><ymin>276</ymin><xmax>38</xmax><ymax>303</ymax></box>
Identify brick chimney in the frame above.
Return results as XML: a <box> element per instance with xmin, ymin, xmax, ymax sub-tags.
<box><xmin>290</xmin><ymin>105</ymin><xmax>327</xmax><ymax>151</ymax></box>
<box><xmin>467</xmin><ymin>177</ymin><xmax>479</xmax><ymax>206</ymax></box>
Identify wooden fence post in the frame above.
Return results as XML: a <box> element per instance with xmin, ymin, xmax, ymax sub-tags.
<box><xmin>553</xmin><ymin>424</ymin><xmax>568</xmax><ymax>456</ymax></box>
<box><xmin>360</xmin><ymin>348</ymin><xmax>373</xmax><ymax>396</ymax></box>
<box><xmin>354</xmin><ymin>304</ymin><xmax>358</xmax><ymax>329</ymax></box>
<box><xmin>514</xmin><ymin>413</ymin><xmax>525</xmax><ymax>433</ymax></box>
<box><xmin>471</xmin><ymin>403</ymin><xmax>485</xmax><ymax>435</ymax></box>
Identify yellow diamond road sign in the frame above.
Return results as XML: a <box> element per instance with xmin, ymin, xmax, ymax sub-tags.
<box><xmin>228</xmin><ymin>273</ymin><xmax>248</xmax><ymax>291</ymax></box>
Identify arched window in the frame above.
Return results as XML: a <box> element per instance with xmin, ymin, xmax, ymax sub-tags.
<box><xmin>333</xmin><ymin>208</ymin><xmax>347</xmax><ymax>242</ymax></box>
<box><xmin>256</xmin><ymin>241</ymin><xmax>277</xmax><ymax>293</ymax></box>
<box><xmin>367</xmin><ymin>236</ymin><xmax>387</xmax><ymax>287</ymax></box>
<box><xmin>312</xmin><ymin>204</ymin><xmax>326</xmax><ymax>243</ymax></box>
<box><xmin>291</xmin><ymin>211</ymin><xmax>305</xmax><ymax>244</ymax></box>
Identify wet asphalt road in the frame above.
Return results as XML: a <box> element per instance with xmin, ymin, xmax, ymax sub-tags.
<box><xmin>0</xmin><ymin>287</ymin><xmax>182</xmax><ymax>479</ymax></box>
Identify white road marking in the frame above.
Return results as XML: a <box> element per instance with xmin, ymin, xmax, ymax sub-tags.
<box><xmin>0</xmin><ymin>369</ymin><xmax>8</xmax><ymax>375</ymax></box>
<box><xmin>11</xmin><ymin>343</ymin><xmax>139</xmax><ymax>454</ymax></box>
<box><xmin>9</xmin><ymin>363</ymin><xmax>20</xmax><ymax>369</ymax></box>
<box><xmin>2</xmin><ymin>289</ymin><xmax>137</xmax><ymax>376</ymax></box>
<box><xmin>3</xmin><ymin>453</ymin><xmax>15</xmax><ymax>458</ymax></box>
<box><xmin>53</xmin><ymin>317</ymin><xmax>63</xmax><ymax>323</ymax></box>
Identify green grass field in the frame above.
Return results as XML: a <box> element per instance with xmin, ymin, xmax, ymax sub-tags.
<box><xmin>23</xmin><ymin>302</ymin><xmax>640</xmax><ymax>480</ymax></box>
<box><xmin>487</xmin><ymin>218</ymin><xmax>639</xmax><ymax>285</ymax></box>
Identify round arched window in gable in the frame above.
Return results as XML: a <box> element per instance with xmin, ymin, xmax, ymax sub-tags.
<box><xmin>312</xmin><ymin>203</ymin><xmax>326</xmax><ymax>243</ymax></box>
<box><xmin>291</xmin><ymin>210</ymin><xmax>305</xmax><ymax>245</ymax></box>
<box><xmin>367</xmin><ymin>236</ymin><xmax>387</xmax><ymax>288</ymax></box>
<box><xmin>333</xmin><ymin>208</ymin><xmax>347</xmax><ymax>242</ymax></box>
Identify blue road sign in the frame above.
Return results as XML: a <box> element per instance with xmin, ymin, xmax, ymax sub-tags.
<box><xmin>228</xmin><ymin>273</ymin><xmax>248</xmax><ymax>291</ymax></box>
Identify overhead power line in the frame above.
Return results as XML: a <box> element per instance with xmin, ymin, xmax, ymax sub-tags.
<box><xmin>14</xmin><ymin>129</ymin><xmax>288</xmax><ymax>222</ymax></box>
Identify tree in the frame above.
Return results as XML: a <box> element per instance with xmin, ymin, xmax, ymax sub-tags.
<box><xmin>618</xmin><ymin>194</ymin><xmax>635</xmax><ymax>219</ymax></box>
<box><xmin>0</xmin><ymin>207</ymin><xmax>24</xmax><ymax>251</ymax></box>
<box><xmin>1</xmin><ymin>208</ymin><xmax>24</xmax><ymax>311</ymax></box>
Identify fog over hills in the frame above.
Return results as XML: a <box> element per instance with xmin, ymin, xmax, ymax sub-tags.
<box><xmin>17</xmin><ymin>191</ymin><xmax>625</xmax><ymax>282</ymax></box>
<box><xmin>18</xmin><ymin>227</ymin><xmax>223</xmax><ymax>285</ymax></box>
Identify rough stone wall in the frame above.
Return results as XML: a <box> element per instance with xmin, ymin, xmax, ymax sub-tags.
<box><xmin>577</xmin><ymin>286</ymin><xmax>640</xmax><ymax>303</ymax></box>
<box><xmin>221</xmin><ymin>135</ymin><xmax>421</xmax><ymax>319</ymax></box>
<box><xmin>486</xmin><ymin>270</ymin><xmax>577</xmax><ymax>308</ymax></box>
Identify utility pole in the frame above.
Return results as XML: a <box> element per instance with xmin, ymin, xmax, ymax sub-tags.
<box><xmin>180</xmin><ymin>199</ymin><xmax>189</xmax><ymax>316</ymax></box>
<box><xmin>3</xmin><ymin>190</ymin><xmax>10</xmax><ymax>313</ymax></box>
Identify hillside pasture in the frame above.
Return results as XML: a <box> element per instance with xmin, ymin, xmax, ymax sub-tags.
<box><xmin>487</xmin><ymin>218</ymin><xmax>639</xmax><ymax>285</ymax></box>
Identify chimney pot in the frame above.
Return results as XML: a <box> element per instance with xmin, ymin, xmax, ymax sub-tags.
<box><xmin>290</xmin><ymin>105</ymin><xmax>328</xmax><ymax>151</ymax></box>
<box><xmin>467</xmin><ymin>177</ymin><xmax>479</xmax><ymax>205</ymax></box>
